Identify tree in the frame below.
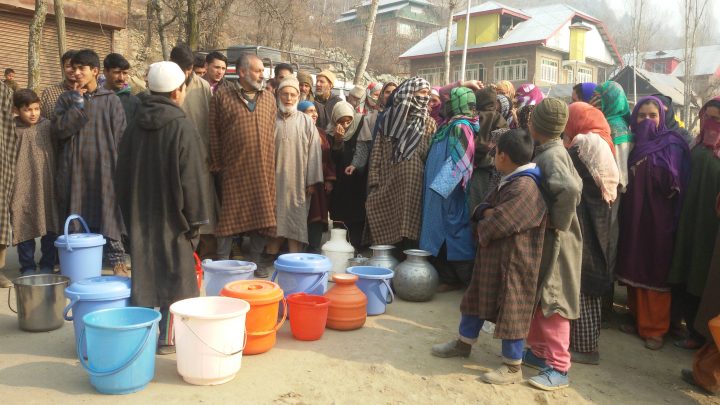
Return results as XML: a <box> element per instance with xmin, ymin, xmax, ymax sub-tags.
<box><xmin>681</xmin><ymin>0</ymin><xmax>710</xmax><ymax>124</ymax></box>
<box><xmin>151</xmin><ymin>0</ymin><xmax>173</xmax><ymax>60</ymax></box>
<box><xmin>443</xmin><ymin>0</ymin><xmax>460</xmax><ymax>84</ymax></box>
<box><xmin>54</xmin><ymin>0</ymin><xmax>66</xmax><ymax>75</ymax></box>
<box><xmin>28</xmin><ymin>0</ymin><xmax>47</xmax><ymax>92</ymax></box>
<box><xmin>186</xmin><ymin>0</ymin><xmax>199</xmax><ymax>50</ymax></box>
<box><xmin>353</xmin><ymin>0</ymin><xmax>379</xmax><ymax>85</ymax></box>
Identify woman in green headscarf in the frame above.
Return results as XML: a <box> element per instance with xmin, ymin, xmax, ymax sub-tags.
<box><xmin>590</xmin><ymin>81</ymin><xmax>633</xmax><ymax>190</ymax></box>
<box><xmin>420</xmin><ymin>87</ymin><xmax>480</xmax><ymax>291</ymax></box>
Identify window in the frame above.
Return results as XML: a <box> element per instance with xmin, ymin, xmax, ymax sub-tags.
<box><xmin>417</xmin><ymin>67</ymin><xmax>445</xmax><ymax>86</ymax></box>
<box><xmin>652</xmin><ymin>62</ymin><xmax>667</xmax><ymax>74</ymax></box>
<box><xmin>578</xmin><ymin>67</ymin><xmax>593</xmax><ymax>83</ymax></box>
<box><xmin>565</xmin><ymin>67</ymin><xmax>574</xmax><ymax>84</ymax></box>
<box><xmin>397</xmin><ymin>22</ymin><xmax>414</xmax><ymax>38</ymax></box>
<box><xmin>540</xmin><ymin>59</ymin><xmax>558</xmax><ymax>84</ymax></box>
<box><xmin>453</xmin><ymin>64</ymin><xmax>486</xmax><ymax>82</ymax></box>
<box><xmin>494</xmin><ymin>59</ymin><xmax>528</xmax><ymax>81</ymax></box>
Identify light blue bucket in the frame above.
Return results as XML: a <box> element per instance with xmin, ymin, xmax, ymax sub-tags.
<box><xmin>55</xmin><ymin>214</ymin><xmax>106</xmax><ymax>284</ymax></box>
<box><xmin>79</xmin><ymin>307</ymin><xmax>161</xmax><ymax>395</ymax></box>
<box><xmin>64</xmin><ymin>276</ymin><xmax>131</xmax><ymax>358</ymax></box>
<box><xmin>202</xmin><ymin>260</ymin><xmax>257</xmax><ymax>296</ymax></box>
<box><xmin>271</xmin><ymin>253</ymin><xmax>332</xmax><ymax>296</ymax></box>
<box><xmin>347</xmin><ymin>266</ymin><xmax>394</xmax><ymax>315</ymax></box>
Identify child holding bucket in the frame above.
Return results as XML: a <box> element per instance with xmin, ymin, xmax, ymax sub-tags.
<box><xmin>431</xmin><ymin>129</ymin><xmax>547</xmax><ymax>385</ymax></box>
<box><xmin>10</xmin><ymin>89</ymin><xmax>58</xmax><ymax>275</ymax></box>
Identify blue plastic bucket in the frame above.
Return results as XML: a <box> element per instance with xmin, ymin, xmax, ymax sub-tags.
<box><xmin>55</xmin><ymin>214</ymin><xmax>106</xmax><ymax>283</ymax></box>
<box><xmin>79</xmin><ymin>307</ymin><xmax>161</xmax><ymax>395</ymax></box>
<box><xmin>64</xmin><ymin>276</ymin><xmax>131</xmax><ymax>358</ymax></box>
<box><xmin>347</xmin><ymin>266</ymin><xmax>394</xmax><ymax>315</ymax></box>
<box><xmin>271</xmin><ymin>253</ymin><xmax>332</xmax><ymax>296</ymax></box>
<box><xmin>202</xmin><ymin>260</ymin><xmax>257</xmax><ymax>296</ymax></box>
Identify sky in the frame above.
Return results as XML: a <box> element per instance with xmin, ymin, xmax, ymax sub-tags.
<box><xmin>605</xmin><ymin>0</ymin><xmax>720</xmax><ymax>38</ymax></box>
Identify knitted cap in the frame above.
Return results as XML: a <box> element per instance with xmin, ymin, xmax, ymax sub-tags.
<box><xmin>349</xmin><ymin>85</ymin><xmax>365</xmax><ymax>99</ymax></box>
<box><xmin>277</xmin><ymin>77</ymin><xmax>300</xmax><ymax>93</ymax></box>
<box><xmin>531</xmin><ymin>97</ymin><xmax>569</xmax><ymax>138</ymax></box>
<box><xmin>317</xmin><ymin>70</ymin><xmax>337</xmax><ymax>87</ymax></box>
<box><xmin>297</xmin><ymin>71</ymin><xmax>313</xmax><ymax>87</ymax></box>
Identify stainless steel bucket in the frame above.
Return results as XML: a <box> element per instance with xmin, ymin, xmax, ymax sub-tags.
<box><xmin>8</xmin><ymin>274</ymin><xmax>70</xmax><ymax>332</ymax></box>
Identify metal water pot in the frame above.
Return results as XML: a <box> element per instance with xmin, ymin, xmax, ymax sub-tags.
<box><xmin>367</xmin><ymin>245</ymin><xmax>399</xmax><ymax>270</ymax></box>
<box><xmin>393</xmin><ymin>249</ymin><xmax>438</xmax><ymax>302</ymax></box>
<box><xmin>9</xmin><ymin>274</ymin><xmax>70</xmax><ymax>332</ymax></box>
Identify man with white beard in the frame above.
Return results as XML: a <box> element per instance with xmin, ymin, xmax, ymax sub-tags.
<box><xmin>209</xmin><ymin>53</ymin><xmax>277</xmax><ymax>276</ymax></box>
<box><xmin>265</xmin><ymin>77</ymin><xmax>323</xmax><ymax>255</ymax></box>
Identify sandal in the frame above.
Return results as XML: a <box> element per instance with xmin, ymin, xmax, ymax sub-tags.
<box><xmin>645</xmin><ymin>337</ymin><xmax>664</xmax><ymax>350</ymax></box>
<box><xmin>673</xmin><ymin>338</ymin><xmax>703</xmax><ymax>350</ymax></box>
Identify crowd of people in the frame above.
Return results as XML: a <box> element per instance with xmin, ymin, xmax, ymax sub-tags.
<box><xmin>0</xmin><ymin>44</ymin><xmax>719</xmax><ymax>394</ymax></box>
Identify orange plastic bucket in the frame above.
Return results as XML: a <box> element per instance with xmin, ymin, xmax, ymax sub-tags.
<box><xmin>710</xmin><ymin>315</ymin><xmax>720</xmax><ymax>349</ymax></box>
<box><xmin>287</xmin><ymin>293</ymin><xmax>330</xmax><ymax>341</ymax></box>
<box><xmin>220</xmin><ymin>280</ymin><xmax>286</xmax><ymax>355</ymax></box>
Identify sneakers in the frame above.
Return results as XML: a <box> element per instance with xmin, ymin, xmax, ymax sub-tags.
<box><xmin>528</xmin><ymin>367</ymin><xmax>569</xmax><ymax>391</ymax></box>
<box><xmin>0</xmin><ymin>273</ymin><xmax>11</xmax><ymax>288</ymax></box>
<box><xmin>431</xmin><ymin>339</ymin><xmax>472</xmax><ymax>358</ymax></box>
<box><xmin>480</xmin><ymin>365</ymin><xmax>523</xmax><ymax>385</ymax></box>
<box><xmin>570</xmin><ymin>350</ymin><xmax>600</xmax><ymax>365</ymax></box>
<box><xmin>522</xmin><ymin>349</ymin><xmax>549</xmax><ymax>371</ymax></box>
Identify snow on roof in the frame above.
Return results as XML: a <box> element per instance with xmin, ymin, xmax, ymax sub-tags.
<box><xmin>615</xmin><ymin>66</ymin><xmax>687</xmax><ymax>105</ymax></box>
<box><xmin>400</xmin><ymin>3</ymin><xmax>618</xmax><ymax>64</ymax></box>
<box><xmin>637</xmin><ymin>45</ymin><xmax>720</xmax><ymax>77</ymax></box>
<box><xmin>452</xmin><ymin>1</ymin><xmax>528</xmax><ymax>19</ymax></box>
<box><xmin>337</xmin><ymin>0</ymin><xmax>435</xmax><ymax>23</ymax></box>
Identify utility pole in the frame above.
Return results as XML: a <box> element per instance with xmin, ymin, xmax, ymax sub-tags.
<box><xmin>459</xmin><ymin>0</ymin><xmax>473</xmax><ymax>82</ymax></box>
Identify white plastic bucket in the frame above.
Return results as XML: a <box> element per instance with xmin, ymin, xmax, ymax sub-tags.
<box><xmin>170</xmin><ymin>297</ymin><xmax>250</xmax><ymax>385</ymax></box>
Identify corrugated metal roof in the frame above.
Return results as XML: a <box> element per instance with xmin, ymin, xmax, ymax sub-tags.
<box><xmin>337</xmin><ymin>0</ymin><xmax>434</xmax><ymax>23</ymax></box>
<box><xmin>401</xmin><ymin>4</ymin><xmax>578</xmax><ymax>58</ymax></box>
<box><xmin>613</xmin><ymin>66</ymin><xmax>687</xmax><ymax>106</ymax></box>
<box><xmin>452</xmin><ymin>1</ymin><xmax>527</xmax><ymax>18</ymax></box>
<box><xmin>638</xmin><ymin>45</ymin><xmax>720</xmax><ymax>77</ymax></box>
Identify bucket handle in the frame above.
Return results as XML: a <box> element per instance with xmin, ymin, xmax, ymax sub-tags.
<box><xmin>77</xmin><ymin>324</ymin><xmax>155</xmax><ymax>377</ymax></box>
<box><xmin>331</xmin><ymin>221</ymin><xmax>351</xmax><ymax>244</ymax></box>
<box><xmin>381</xmin><ymin>278</ymin><xmax>394</xmax><ymax>304</ymax></box>
<box><xmin>7</xmin><ymin>285</ymin><xmax>16</xmax><ymax>313</ymax></box>
<box><xmin>178</xmin><ymin>316</ymin><xmax>248</xmax><ymax>356</ymax></box>
<box><xmin>63</xmin><ymin>296</ymin><xmax>79</xmax><ymax>321</ymax></box>
<box><xmin>63</xmin><ymin>214</ymin><xmax>92</xmax><ymax>252</ymax></box>
<box><xmin>246</xmin><ymin>297</ymin><xmax>287</xmax><ymax>337</ymax></box>
<box><xmin>305</xmin><ymin>272</ymin><xmax>329</xmax><ymax>295</ymax></box>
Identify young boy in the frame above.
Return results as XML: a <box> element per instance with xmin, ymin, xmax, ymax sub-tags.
<box><xmin>11</xmin><ymin>89</ymin><xmax>58</xmax><ymax>275</ymax></box>
<box><xmin>53</xmin><ymin>49</ymin><xmax>128</xmax><ymax>276</ymax></box>
<box><xmin>432</xmin><ymin>128</ymin><xmax>548</xmax><ymax>386</ymax></box>
<box><xmin>522</xmin><ymin>98</ymin><xmax>583</xmax><ymax>391</ymax></box>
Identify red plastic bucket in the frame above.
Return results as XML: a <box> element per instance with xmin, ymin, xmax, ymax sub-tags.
<box><xmin>287</xmin><ymin>293</ymin><xmax>330</xmax><ymax>341</ymax></box>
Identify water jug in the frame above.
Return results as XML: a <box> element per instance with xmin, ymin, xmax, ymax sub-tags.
<box><xmin>321</xmin><ymin>229</ymin><xmax>355</xmax><ymax>276</ymax></box>
<box><xmin>367</xmin><ymin>245</ymin><xmax>399</xmax><ymax>270</ymax></box>
<box><xmin>393</xmin><ymin>250</ymin><xmax>438</xmax><ymax>302</ymax></box>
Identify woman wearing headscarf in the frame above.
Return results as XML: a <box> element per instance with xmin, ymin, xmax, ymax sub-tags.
<box><xmin>326</xmin><ymin>101</ymin><xmax>368</xmax><ymax>249</ymax></box>
<box><xmin>496</xmin><ymin>94</ymin><xmax>514</xmax><ymax>128</ymax></box>
<box><xmin>516</xmin><ymin>83</ymin><xmax>545</xmax><ymax>109</ymax></box>
<box><xmin>300</xmin><ymin>101</ymin><xmax>335</xmax><ymax>252</ymax></box>
<box><xmin>616</xmin><ymin>96</ymin><xmax>691</xmax><ymax>350</ymax></box>
<box><xmin>421</xmin><ymin>88</ymin><xmax>479</xmax><ymax>290</ymax></box>
<box><xmin>572</xmin><ymin>83</ymin><xmax>597</xmax><ymax>103</ymax></box>
<box><xmin>653</xmin><ymin>93</ymin><xmax>693</xmax><ymax>144</ymax></box>
<box><xmin>366</xmin><ymin>77</ymin><xmax>436</xmax><ymax>247</ymax></box>
<box><xmin>591</xmin><ymin>81</ymin><xmax>633</xmax><ymax>190</ymax></box>
<box><xmin>429</xmin><ymin>87</ymin><xmax>443</xmax><ymax>127</ymax></box>
<box><xmin>494</xmin><ymin>80</ymin><xmax>515</xmax><ymax>102</ymax></box>
<box><xmin>563</xmin><ymin>102</ymin><xmax>620</xmax><ymax>365</ymax></box>
<box><xmin>681</xmin><ymin>192</ymin><xmax>720</xmax><ymax>395</ymax></box>
<box><xmin>668</xmin><ymin>97</ymin><xmax>720</xmax><ymax>349</ymax></box>
<box><xmin>467</xmin><ymin>87</ymin><xmax>507</xmax><ymax>215</ymax></box>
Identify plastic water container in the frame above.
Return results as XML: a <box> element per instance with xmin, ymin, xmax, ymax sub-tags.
<box><xmin>64</xmin><ymin>276</ymin><xmax>131</xmax><ymax>358</ymax></box>
<box><xmin>271</xmin><ymin>253</ymin><xmax>332</xmax><ymax>296</ymax></box>
<box><xmin>79</xmin><ymin>307</ymin><xmax>161</xmax><ymax>395</ymax></box>
<box><xmin>202</xmin><ymin>260</ymin><xmax>257</xmax><ymax>296</ymax></box>
<box><xmin>170</xmin><ymin>296</ymin><xmax>251</xmax><ymax>385</ymax></box>
<box><xmin>347</xmin><ymin>266</ymin><xmax>394</xmax><ymax>315</ymax></box>
<box><xmin>55</xmin><ymin>214</ymin><xmax>106</xmax><ymax>283</ymax></box>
